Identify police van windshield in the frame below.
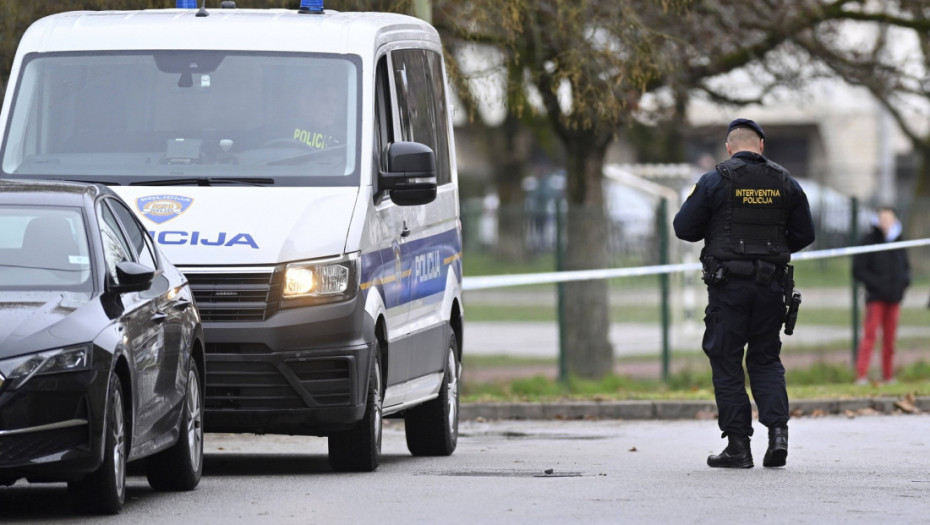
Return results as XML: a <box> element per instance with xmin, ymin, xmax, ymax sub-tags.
<box><xmin>1</xmin><ymin>51</ymin><xmax>361</xmax><ymax>187</ymax></box>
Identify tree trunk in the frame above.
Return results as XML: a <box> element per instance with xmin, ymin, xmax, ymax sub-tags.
<box><xmin>562</xmin><ymin>134</ymin><xmax>613</xmax><ymax>379</ymax></box>
<box><xmin>485</xmin><ymin>113</ymin><xmax>531</xmax><ymax>261</ymax></box>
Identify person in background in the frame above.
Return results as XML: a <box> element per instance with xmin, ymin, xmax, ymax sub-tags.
<box><xmin>853</xmin><ymin>207</ymin><xmax>910</xmax><ymax>385</ymax></box>
<box><xmin>288</xmin><ymin>80</ymin><xmax>344</xmax><ymax>150</ymax></box>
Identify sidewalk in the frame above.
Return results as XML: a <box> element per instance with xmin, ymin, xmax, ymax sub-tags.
<box><xmin>464</xmin><ymin>321</ymin><xmax>930</xmax><ymax>359</ymax></box>
<box><xmin>461</xmin><ymin>395</ymin><xmax>929</xmax><ymax>421</ymax></box>
<box><xmin>463</xmin><ymin>285</ymin><xmax>930</xmax><ymax>359</ymax></box>
<box><xmin>465</xmin><ymin>285</ymin><xmax>930</xmax><ymax>309</ymax></box>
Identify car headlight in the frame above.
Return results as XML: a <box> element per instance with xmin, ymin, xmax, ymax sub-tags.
<box><xmin>281</xmin><ymin>253</ymin><xmax>358</xmax><ymax>307</ymax></box>
<box><xmin>0</xmin><ymin>344</ymin><xmax>92</xmax><ymax>390</ymax></box>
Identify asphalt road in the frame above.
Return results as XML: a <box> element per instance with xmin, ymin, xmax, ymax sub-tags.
<box><xmin>1</xmin><ymin>414</ymin><xmax>928</xmax><ymax>524</ymax></box>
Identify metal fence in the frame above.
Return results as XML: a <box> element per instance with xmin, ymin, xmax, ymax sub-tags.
<box><xmin>460</xmin><ymin>187</ymin><xmax>930</xmax><ymax>382</ymax></box>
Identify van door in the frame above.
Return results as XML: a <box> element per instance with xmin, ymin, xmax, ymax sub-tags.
<box><xmin>374</xmin><ymin>55</ymin><xmax>410</xmax><ymax>395</ymax></box>
<box><xmin>389</xmin><ymin>48</ymin><xmax>457</xmax><ymax>385</ymax></box>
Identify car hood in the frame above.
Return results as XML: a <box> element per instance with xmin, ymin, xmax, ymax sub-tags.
<box><xmin>111</xmin><ymin>186</ymin><xmax>360</xmax><ymax>266</ymax></box>
<box><xmin>0</xmin><ymin>292</ymin><xmax>97</xmax><ymax>358</ymax></box>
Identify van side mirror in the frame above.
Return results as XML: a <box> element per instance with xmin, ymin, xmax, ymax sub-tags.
<box><xmin>379</xmin><ymin>141</ymin><xmax>437</xmax><ymax>206</ymax></box>
<box><xmin>110</xmin><ymin>261</ymin><xmax>157</xmax><ymax>294</ymax></box>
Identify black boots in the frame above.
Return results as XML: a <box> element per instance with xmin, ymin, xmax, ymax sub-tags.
<box><xmin>763</xmin><ymin>426</ymin><xmax>788</xmax><ymax>467</ymax></box>
<box><xmin>707</xmin><ymin>435</ymin><xmax>753</xmax><ymax>468</ymax></box>
<box><xmin>708</xmin><ymin>427</ymin><xmax>788</xmax><ymax>469</ymax></box>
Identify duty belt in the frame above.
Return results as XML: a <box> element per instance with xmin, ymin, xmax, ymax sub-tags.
<box><xmin>721</xmin><ymin>260</ymin><xmax>785</xmax><ymax>285</ymax></box>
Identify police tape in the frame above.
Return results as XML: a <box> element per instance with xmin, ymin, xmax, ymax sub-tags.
<box><xmin>461</xmin><ymin>238</ymin><xmax>930</xmax><ymax>291</ymax></box>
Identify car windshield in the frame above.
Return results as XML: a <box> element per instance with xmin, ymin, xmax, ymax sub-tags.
<box><xmin>0</xmin><ymin>206</ymin><xmax>93</xmax><ymax>293</ymax></box>
<box><xmin>1</xmin><ymin>51</ymin><xmax>361</xmax><ymax>187</ymax></box>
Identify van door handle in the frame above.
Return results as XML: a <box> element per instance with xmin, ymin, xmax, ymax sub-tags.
<box><xmin>401</xmin><ymin>221</ymin><xmax>411</xmax><ymax>238</ymax></box>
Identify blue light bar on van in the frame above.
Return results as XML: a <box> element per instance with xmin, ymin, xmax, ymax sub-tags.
<box><xmin>177</xmin><ymin>0</ymin><xmax>197</xmax><ymax>8</ymax></box>
<box><xmin>298</xmin><ymin>0</ymin><xmax>324</xmax><ymax>14</ymax></box>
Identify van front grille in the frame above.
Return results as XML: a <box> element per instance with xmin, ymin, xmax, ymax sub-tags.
<box><xmin>184</xmin><ymin>270</ymin><xmax>278</xmax><ymax>322</ymax></box>
<box><xmin>204</xmin><ymin>356</ymin><xmax>355</xmax><ymax>410</ymax></box>
<box><xmin>206</xmin><ymin>360</ymin><xmax>305</xmax><ymax>410</ymax></box>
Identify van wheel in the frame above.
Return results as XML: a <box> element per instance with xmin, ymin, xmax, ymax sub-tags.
<box><xmin>405</xmin><ymin>334</ymin><xmax>459</xmax><ymax>456</ymax></box>
<box><xmin>145</xmin><ymin>361</ymin><xmax>203</xmax><ymax>491</ymax></box>
<box><xmin>328</xmin><ymin>347</ymin><xmax>382</xmax><ymax>472</ymax></box>
<box><xmin>69</xmin><ymin>373</ymin><xmax>127</xmax><ymax>514</ymax></box>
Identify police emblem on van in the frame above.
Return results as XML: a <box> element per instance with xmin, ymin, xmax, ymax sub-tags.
<box><xmin>137</xmin><ymin>195</ymin><xmax>193</xmax><ymax>224</ymax></box>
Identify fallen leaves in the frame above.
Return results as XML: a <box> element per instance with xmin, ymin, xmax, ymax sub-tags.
<box><xmin>894</xmin><ymin>393</ymin><xmax>920</xmax><ymax>414</ymax></box>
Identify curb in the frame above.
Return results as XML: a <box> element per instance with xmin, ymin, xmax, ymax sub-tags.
<box><xmin>460</xmin><ymin>396</ymin><xmax>929</xmax><ymax>421</ymax></box>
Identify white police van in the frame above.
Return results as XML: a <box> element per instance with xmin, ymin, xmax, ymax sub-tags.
<box><xmin>0</xmin><ymin>0</ymin><xmax>464</xmax><ymax>472</ymax></box>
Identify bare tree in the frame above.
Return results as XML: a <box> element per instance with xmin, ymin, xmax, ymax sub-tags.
<box><xmin>790</xmin><ymin>3</ymin><xmax>930</xmax><ymax>195</ymax></box>
<box><xmin>429</xmin><ymin>1</ymin><xmax>702</xmax><ymax>378</ymax></box>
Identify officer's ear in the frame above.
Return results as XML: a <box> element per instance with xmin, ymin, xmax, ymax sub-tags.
<box><xmin>759</xmin><ymin>138</ymin><xmax>765</xmax><ymax>153</ymax></box>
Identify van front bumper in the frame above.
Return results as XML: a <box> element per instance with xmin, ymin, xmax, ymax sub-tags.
<box><xmin>201</xmin><ymin>293</ymin><xmax>375</xmax><ymax>436</ymax></box>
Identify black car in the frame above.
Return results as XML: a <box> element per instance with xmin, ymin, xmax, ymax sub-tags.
<box><xmin>0</xmin><ymin>180</ymin><xmax>205</xmax><ymax>513</ymax></box>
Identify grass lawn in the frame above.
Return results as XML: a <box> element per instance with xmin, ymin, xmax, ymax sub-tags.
<box><xmin>462</xmin><ymin>343</ymin><xmax>930</xmax><ymax>403</ymax></box>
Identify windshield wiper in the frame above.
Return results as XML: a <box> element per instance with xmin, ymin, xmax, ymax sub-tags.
<box><xmin>130</xmin><ymin>177</ymin><xmax>275</xmax><ymax>187</ymax></box>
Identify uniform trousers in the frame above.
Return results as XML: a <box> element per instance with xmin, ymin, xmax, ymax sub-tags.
<box><xmin>856</xmin><ymin>300</ymin><xmax>901</xmax><ymax>381</ymax></box>
<box><xmin>702</xmin><ymin>277</ymin><xmax>789</xmax><ymax>438</ymax></box>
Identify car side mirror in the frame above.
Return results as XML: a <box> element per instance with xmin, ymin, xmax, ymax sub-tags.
<box><xmin>110</xmin><ymin>261</ymin><xmax>157</xmax><ymax>294</ymax></box>
<box><xmin>379</xmin><ymin>141</ymin><xmax>437</xmax><ymax>206</ymax></box>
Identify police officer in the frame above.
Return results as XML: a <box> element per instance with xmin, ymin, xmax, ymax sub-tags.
<box><xmin>674</xmin><ymin>119</ymin><xmax>815</xmax><ymax>468</ymax></box>
<box><xmin>290</xmin><ymin>81</ymin><xmax>343</xmax><ymax>150</ymax></box>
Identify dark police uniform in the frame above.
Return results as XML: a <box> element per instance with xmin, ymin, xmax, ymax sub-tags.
<box><xmin>674</xmin><ymin>123</ymin><xmax>815</xmax><ymax>468</ymax></box>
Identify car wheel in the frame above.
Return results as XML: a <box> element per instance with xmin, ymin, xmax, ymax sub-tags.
<box><xmin>68</xmin><ymin>373</ymin><xmax>127</xmax><ymax>514</ymax></box>
<box><xmin>405</xmin><ymin>333</ymin><xmax>459</xmax><ymax>456</ymax></box>
<box><xmin>146</xmin><ymin>361</ymin><xmax>204</xmax><ymax>491</ymax></box>
<box><xmin>328</xmin><ymin>346</ymin><xmax>382</xmax><ymax>472</ymax></box>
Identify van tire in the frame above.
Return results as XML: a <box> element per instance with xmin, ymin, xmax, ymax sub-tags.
<box><xmin>405</xmin><ymin>334</ymin><xmax>459</xmax><ymax>456</ymax></box>
<box><xmin>328</xmin><ymin>347</ymin><xmax>382</xmax><ymax>472</ymax></box>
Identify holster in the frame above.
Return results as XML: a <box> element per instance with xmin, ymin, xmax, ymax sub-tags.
<box><xmin>701</xmin><ymin>256</ymin><xmax>727</xmax><ymax>286</ymax></box>
<box><xmin>782</xmin><ymin>265</ymin><xmax>801</xmax><ymax>336</ymax></box>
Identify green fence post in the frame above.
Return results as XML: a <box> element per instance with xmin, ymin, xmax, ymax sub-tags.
<box><xmin>850</xmin><ymin>197</ymin><xmax>860</xmax><ymax>367</ymax></box>
<box><xmin>658</xmin><ymin>198</ymin><xmax>671</xmax><ymax>383</ymax></box>
<box><xmin>556</xmin><ymin>200</ymin><xmax>568</xmax><ymax>383</ymax></box>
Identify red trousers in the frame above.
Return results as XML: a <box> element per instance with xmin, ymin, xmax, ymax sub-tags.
<box><xmin>856</xmin><ymin>301</ymin><xmax>901</xmax><ymax>381</ymax></box>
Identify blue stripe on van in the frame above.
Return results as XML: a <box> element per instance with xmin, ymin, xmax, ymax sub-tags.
<box><xmin>359</xmin><ymin>227</ymin><xmax>461</xmax><ymax>308</ymax></box>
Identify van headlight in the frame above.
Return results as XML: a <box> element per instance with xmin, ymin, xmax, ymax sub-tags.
<box><xmin>0</xmin><ymin>344</ymin><xmax>92</xmax><ymax>390</ymax></box>
<box><xmin>281</xmin><ymin>253</ymin><xmax>358</xmax><ymax>307</ymax></box>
